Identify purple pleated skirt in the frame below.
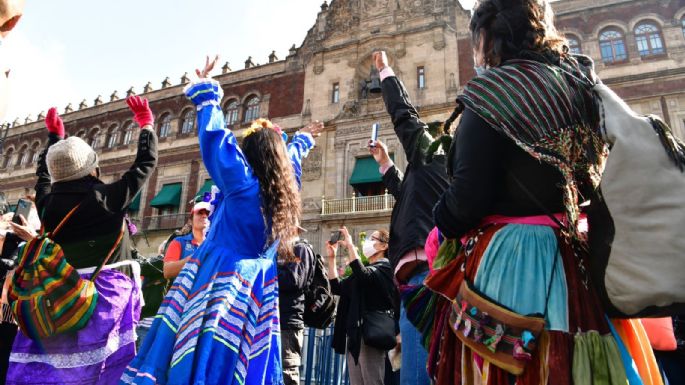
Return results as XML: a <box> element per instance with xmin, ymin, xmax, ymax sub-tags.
<box><xmin>6</xmin><ymin>268</ymin><xmax>141</xmax><ymax>385</ymax></box>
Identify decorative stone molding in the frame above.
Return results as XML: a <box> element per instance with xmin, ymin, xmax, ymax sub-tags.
<box><xmin>302</xmin><ymin>147</ymin><xmax>323</xmax><ymax>181</ymax></box>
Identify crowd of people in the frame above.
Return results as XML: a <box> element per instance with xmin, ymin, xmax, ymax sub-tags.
<box><xmin>1</xmin><ymin>0</ymin><xmax>684</xmax><ymax>384</ymax></box>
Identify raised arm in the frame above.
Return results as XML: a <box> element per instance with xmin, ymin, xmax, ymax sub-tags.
<box><xmin>97</xmin><ymin>96</ymin><xmax>158</xmax><ymax>212</ymax></box>
<box><xmin>287</xmin><ymin>121</ymin><xmax>321</xmax><ymax>189</ymax></box>
<box><xmin>369</xmin><ymin>140</ymin><xmax>403</xmax><ymax>198</ymax></box>
<box><xmin>374</xmin><ymin>51</ymin><xmax>433</xmax><ymax>164</ymax></box>
<box><xmin>35</xmin><ymin>108</ymin><xmax>65</xmax><ymax>213</ymax></box>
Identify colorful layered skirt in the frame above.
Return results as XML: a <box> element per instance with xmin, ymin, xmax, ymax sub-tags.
<box><xmin>120</xmin><ymin>241</ymin><xmax>282</xmax><ymax>385</ymax></box>
<box><xmin>6</xmin><ymin>268</ymin><xmax>140</xmax><ymax>385</ymax></box>
<box><xmin>404</xmin><ymin>219</ymin><xmax>663</xmax><ymax>385</ymax></box>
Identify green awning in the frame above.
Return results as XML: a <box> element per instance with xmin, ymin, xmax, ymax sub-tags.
<box><xmin>349</xmin><ymin>155</ymin><xmax>393</xmax><ymax>185</ymax></box>
<box><xmin>128</xmin><ymin>193</ymin><xmax>141</xmax><ymax>211</ymax></box>
<box><xmin>150</xmin><ymin>183</ymin><xmax>182</xmax><ymax>208</ymax></box>
<box><xmin>195</xmin><ymin>179</ymin><xmax>214</xmax><ymax>202</ymax></box>
<box><xmin>8</xmin><ymin>204</ymin><xmax>16</xmax><ymax>213</ymax></box>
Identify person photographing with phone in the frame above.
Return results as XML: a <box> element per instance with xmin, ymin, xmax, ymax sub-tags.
<box><xmin>326</xmin><ymin>226</ymin><xmax>397</xmax><ymax>385</ymax></box>
<box><xmin>368</xmin><ymin>50</ymin><xmax>450</xmax><ymax>385</ymax></box>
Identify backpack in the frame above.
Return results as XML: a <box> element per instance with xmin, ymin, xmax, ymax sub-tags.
<box><xmin>304</xmin><ymin>252</ymin><xmax>336</xmax><ymax>329</ymax></box>
<box><xmin>10</xmin><ymin>204</ymin><xmax>124</xmax><ymax>339</ymax></box>
<box><xmin>587</xmin><ymin>83</ymin><xmax>685</xmax><ymax>317</ymax></box>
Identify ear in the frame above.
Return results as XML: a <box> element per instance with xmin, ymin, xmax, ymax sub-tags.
<box><xmin>378</xmin><ymin>241</ymin><xmax>389</xmax><ymax>252</ymax></box>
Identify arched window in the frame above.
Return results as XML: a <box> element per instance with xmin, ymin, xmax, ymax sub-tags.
<box><xmin>635</xmin><ymin>22</ymin><xmax>664</xmax><ymax>57</ymax></box>
<box><xmin>566</xmin><ymin>35</ymin><xmax>581</xmax><ymax>54</ymax></box>
<box><xmin>30</xmin><ymin>141</ymin><xmax>41</xmax><ymax>164</ymax></box>
<box><xmin>2</xmin><ymin>147</ymin><xmax>14</xmax><ymax>169</ymax></box>
<box><xmin>158</xmin><ymin>114</ymin><xmax>172</xmax><ymax>138</ymax></box>
<box><xmin>76</xmin><ymin>129</ymin><xmax>86</xmax><ymax>139</ymax></box>
<box><xmin>16</xmin><ymin>144</ymin><xmax>29</xmax><ymax>167</ymax></box>
<box><xmin>224</xmin><ymin>100</ymin><xmax>239</xmax><ymax>127</ymax></box>
<box><xmin>599</xmin><ymin>29</ymin><xmax>628</xmax><ymax>64</ymax></box>
<box><xmin>181</xmin><ymin>110</ymin><xmax>195</xmax><ymax>134</ymax></box>
<box><xmin>107</xmin><ymin>125</ymin><xmax>120</xmax><ymax>148</ymax></box>
<box><xmin>123</xmin><ymin>122</ymin><xmax>135</xmax><ymax>145</ymax></box>
<box><xmin>681</xmin><ymin>17</ymin><xmax>685</xmax><ymax>38</ymax></box>
<box><xmin>89</xmin><ymin>128</ymin><xmax>100</xmax><ymax>150</ymax></box>
<box><xmin>243</xmin><ymin>96</ymin><xmax>260</xmax><ymax>123</ymax></box>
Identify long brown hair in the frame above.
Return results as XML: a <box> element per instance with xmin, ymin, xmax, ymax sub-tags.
<box><xmin>470</xmin><ymin>0</ymin><xmax>566</xmax><ymax>67</ymax></box>
<box><xmin>241</xmin><ymin>124</ymin><xmax>301</xmax><ymax>258</ymax></box>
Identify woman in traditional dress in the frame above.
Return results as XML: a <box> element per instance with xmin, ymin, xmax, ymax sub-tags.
<box><xmin>121</xmin><ymin>57</ymin><xmax>317</xmax><ymax>385</ymax></box>
<box><xmin>7</xmin><ymin>96</ymin><xmax>157</xmax><ymax>385</ymax></box>
<box><xmin>408</xmin><ymin>0</ymin><xmax>664</xmax><ymax>384</ymax></box>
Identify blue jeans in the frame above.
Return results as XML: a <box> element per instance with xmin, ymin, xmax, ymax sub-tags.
<box><xmin>399</xmin><ymin>270</ymin><xmax>430</xmax><ymax>385</ymax></box>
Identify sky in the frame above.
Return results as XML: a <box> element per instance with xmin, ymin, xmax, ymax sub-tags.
<box><xmin>2</xmin><ymin>0</ymin><xmax>476</xmax><ymax>125</ymax></box>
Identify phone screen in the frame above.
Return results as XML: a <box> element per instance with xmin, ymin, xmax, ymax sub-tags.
<box><xmin>12</xmin><ymin>199</ymin><xmax>31</xmax><ymax>225</ymax></box>
<box><xmin>329</xmin><ymin>231</ymin><xmax>342</xmax><ymax>244</ymax></box>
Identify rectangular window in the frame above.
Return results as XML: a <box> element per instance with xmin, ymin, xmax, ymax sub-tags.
<box><xmin>332</xmin><ymin>82</ymin><xmax>340</xmax><ymax>104</ymax></box>
<box><xmin>417</xmin><ymin>66</ymin><xmax>426</xmax><ymax>89</ymax></box>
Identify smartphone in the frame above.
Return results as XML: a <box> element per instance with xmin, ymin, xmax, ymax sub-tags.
<box><xmin>370</xmin><ymin>123</ymin><xmax>380</xmax><ymax>147</ymax></box>
<box><xmin>329</xmin><ymin>230</ymin><xmax>342</xmax><ymax>245</ymax></box>
<box><xmin>12</xmin><ymin>198</ymin><xmax>31</xmax><ymax>225</ymax></box>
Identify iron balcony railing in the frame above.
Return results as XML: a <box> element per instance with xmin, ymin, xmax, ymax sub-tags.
<box><xmin>141</xmin><ymin>213</ymin><xmax>188</xmax><ymax>231</ymax></box>
<box><xmin>321</xmin><ymin>192</ymin><xmax>395</xmax><ymax>215</ymax></box>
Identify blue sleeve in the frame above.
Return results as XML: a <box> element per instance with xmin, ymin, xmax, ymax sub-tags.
<box><xmin>287</xmin><ymin>132</ymin><xmax>315</xmax><ymax>189</ymax></box>
<box><xmin>184</xmin><ymin>79</ymin><xmax>256</xmax><ymax>195</ymax></box>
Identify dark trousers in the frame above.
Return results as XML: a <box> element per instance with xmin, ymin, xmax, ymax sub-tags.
<box><xmin>0</xmin><ymin>323</ymin><xmax>17</xmax><ymax>385</ymax></box>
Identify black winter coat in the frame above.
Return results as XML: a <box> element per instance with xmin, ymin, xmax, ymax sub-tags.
<box><xmin>35</xmin><ymin>129</ymin><xmax>157</xmax><ymax>269</ymax></box>
<box><xmin>380</xmin><ymin>76</ymin><xmax>450</xmax><ymax>269</ymax></box>
<box><xmin>277</xmin><ymin>239</ymin><xmax>315</xmax><ymax>330</ymax></box>
<box><xmin>329</xmin><ymin>258</ymin><xmax>397</xmax><ymax>364</ymax></box>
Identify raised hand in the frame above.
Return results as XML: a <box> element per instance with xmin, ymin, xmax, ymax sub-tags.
<box><xmin>372</xmin><ymin>51</ymin><xmax>389</xmax><ymax>72</ymax></box>
<box><xmin>369</xmin><ymin>139</ymin><xmax>391</xmax><ymax>167</ymax></box>
<box><xmin>301</xmin><ymin>120</ymin><xmax>324</xmax><ymax>138</ymax></box>
<box><xmin>195</xmin><ymin>55</ymin><xmax>219</xmax><ymax>79</ymax></box>
<box><xmin>45</xmin><ymin>107</ymin><xmax>65</xmax><ymax>138</ymax></box>
<box><xmin>126</xmin><ymin>96</ymin><xmax>154</xmax><ymax>129</ymax></box>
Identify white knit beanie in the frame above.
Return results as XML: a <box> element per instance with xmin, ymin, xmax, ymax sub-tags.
<box><xmin>46</xmin><ymin>136</ymin><xmax>99</xmax><ymax>183</ymax></box>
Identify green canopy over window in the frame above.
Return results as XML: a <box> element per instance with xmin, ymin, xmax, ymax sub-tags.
<box><xmin>349</xmin><ymin>155</ymin><xmax>393</xmax><ymax>185</ymax></box>
<box><xmin>128</xmin><ymin>193</ymin><xmax>141</xmax><ymax>211</ymax></box>
<box><xmin>149</xmin><ymin>183</ymin><xmax>182</xmax><ymax>208</ymax></box>
<box><xmin>8</xmin><ymin>204</ymin><xmax>16</xmax><ymax>213</ymax></box>
<box><xmin>195</xmin><ymin>179</ymin><xmax>214</xmax><ymax>201</ymax></box>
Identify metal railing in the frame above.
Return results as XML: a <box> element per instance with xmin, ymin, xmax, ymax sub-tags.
<box><xmin>141</xmin><ymin>213</ymin><xmax>188</xmax><ymax>231</ymax></box>
<box><xmin>321</xmin><ymin>192</ymin><xmax>395</xmax><ymax>215</ymax></box>
<box><xmin>301</xmin><ymin>327</ymin><xmax>349</xmax><ymax>385</ymax></box>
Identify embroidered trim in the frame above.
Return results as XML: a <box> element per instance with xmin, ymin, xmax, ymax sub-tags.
<box><xmin>9</xmin><ymin>327</ymin><xmax>136</xmax><ymax>368</ymax></box>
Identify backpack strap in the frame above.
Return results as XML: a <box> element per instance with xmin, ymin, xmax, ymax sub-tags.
<box><xmin>89</xmin><ymin>223</ymin><xmax>125</xmax><ymax>282</ymax></box>
<box><xmin>47</xmin><ymin>204</ymin><xmax>82</xmax><ymax>237</ymax></box>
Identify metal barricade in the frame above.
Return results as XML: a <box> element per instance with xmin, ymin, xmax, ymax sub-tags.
<box><xmin>300</xmin><ymin>327</ymin><xmax>349</xmax><ymax>385</ymax></box>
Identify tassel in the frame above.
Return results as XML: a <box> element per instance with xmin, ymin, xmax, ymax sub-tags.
<box><xmin>650</xmin><ymin>116</ymin><xmax>685</xmax><ymax>172</ymax></box>
<box><xmin>455</xmin><ymin>300</ymin><xmax>468</xmax><ymax>327</ymax></box>
<box><xmin>484</xmin><ymin>324</ymin><xmax>505</xmax><ymax>352</ymax></box>
<box><xmin>513</xmin><ymin>339</ymin><xmax>532</xmax><ymax>361</ymax></box>
<box><xmin>473</xmin><ymin>324</ymin><xmax>484</xmax><ymax>342</ymax></box>
<box><xmin>521</xmin><ymin>330</ymin><xmax>535</xmax><ymax>349</ymax></box>
<box><xmin>463</xmin><ymin>319</ymin><xmax>472</xmax><ymax>337</ymax></box>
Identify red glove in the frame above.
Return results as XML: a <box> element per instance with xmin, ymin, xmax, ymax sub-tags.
<box><xmin>126</xmin><ymin>96</ymin><xmax>154</xmax><ymax>128</ymax></box>
<box><xmin>45</xmin><ymin>107</ymin><xmax>65</xmax><ymax>138</ymax></box>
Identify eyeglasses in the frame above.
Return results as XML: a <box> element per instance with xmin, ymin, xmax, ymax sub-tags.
<box><xmin>368</xmin><ymin>235</ymin><xmax>388</xmax><ymax>244</ymax></box>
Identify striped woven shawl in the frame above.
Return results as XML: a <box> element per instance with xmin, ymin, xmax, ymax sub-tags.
<box><xmin>458</xmin><ymin>58</ymin><xmax>608</xmax><ymax>235</ymax></box>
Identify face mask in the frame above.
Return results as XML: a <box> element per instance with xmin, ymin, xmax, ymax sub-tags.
<box><xmin>362</xmin><ymin>239</ymin><xmax>378</xmax><ymax>259</ymax></box>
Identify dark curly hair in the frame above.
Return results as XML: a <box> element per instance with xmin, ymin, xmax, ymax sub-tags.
<box><xmin>241</xmin><ymin>126</ymin><xmax>301</xmax><ymax>258</ymax></box>
<box><xmin>470</xmin><ymin>0</ymin><xmax>566</xmax><ymax>67</ymax></box>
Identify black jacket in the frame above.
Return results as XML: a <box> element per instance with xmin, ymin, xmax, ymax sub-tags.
<box><xmin>35</xmin><ymin>129</ymin><xmax>157</xmax><ymax>269</ymax></box>
<box><xmin>380</xmin><ymin>76</ymin><xmax>450</xmax><ymax>269</ymax></box>
<box><xmin>329</xmin><ymin>258</ymin><xmax>397</xmax><ymax>363</ymax></box>
<box><xmin>277</xmin><ymin>239</ymin><xmax>315</xmax><ymax>330</ymax></box>
<box><xmin>433</xmin><ymin>108</ymin><xmax>567</xmax><ymax>240</ymax></box>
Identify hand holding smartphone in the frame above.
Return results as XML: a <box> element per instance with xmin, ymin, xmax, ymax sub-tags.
<box><xmin>369</xmin><ymin>122</ymin><xmax>380</xmax><ymax>147</ymax></box>
<box><xmin>11</xmin><ymin>198</ymin><xmax>31</xmax><ymax>225</ymax></box>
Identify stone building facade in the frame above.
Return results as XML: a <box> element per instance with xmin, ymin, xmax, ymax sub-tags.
<box><xmin>1</xmin><ymin>0</ymin><xmax>684</xmax><ymax>256</ymax></box>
